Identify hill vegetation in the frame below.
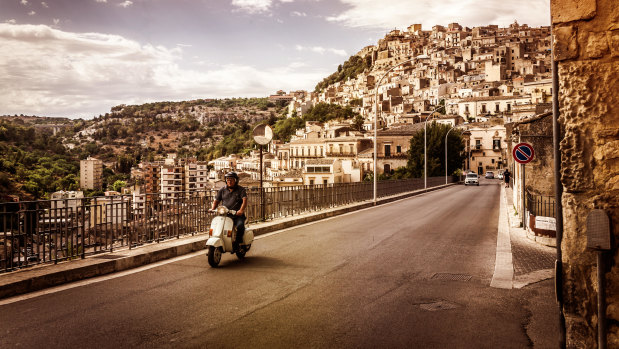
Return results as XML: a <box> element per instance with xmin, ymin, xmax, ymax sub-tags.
<box><xmin>314</xmin><ymin>54</ymin><xmax>372</xmax><ymax>92</ymax></box>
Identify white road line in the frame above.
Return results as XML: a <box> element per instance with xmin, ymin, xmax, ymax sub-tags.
<box><xmin>0</xmin><ymin>187</ymin><xmax>448</xmax><ymax>305</ymax></box>
<box><xmin>0</xmin><ymin>251</ymin><xmax>206</xmax><ymax>306</ymax></box>
<box><xmin>490</xmin><ymin>185</ymin><xmax>514</xmax><ymax>289</ymax></box>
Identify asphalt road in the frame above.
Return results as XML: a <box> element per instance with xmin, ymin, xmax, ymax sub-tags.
<box><xmin>0</xmin><ymin>179</ymin><xmax>556</xmax><ymax>348</ymax></box>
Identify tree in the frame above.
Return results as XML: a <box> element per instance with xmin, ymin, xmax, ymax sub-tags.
<box><xmin>353</xmin><ymin>114</ymin><xmax>364</xmax><ymax>132</ymax></box>
<box><xmin>406</xmin><ymin>123</ymin><xmax>465</xmax><ymax>178</ymax></box>
<box><xmin>112</xmin><ymin>180</ymin><xmax>126</xmax><ymax>192</ymax></box>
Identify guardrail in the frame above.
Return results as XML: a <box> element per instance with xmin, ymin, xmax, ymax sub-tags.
<box><xmin>1</xmin><ymin>176</ymin><xmax>455</xmax><ymax>272</ymax></box>
<box><xmin>526</xmin><ymin>191</ymin><xmax>556</xmax><ymax>218</ymax></box>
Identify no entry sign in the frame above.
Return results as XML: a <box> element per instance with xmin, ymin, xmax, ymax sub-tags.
<box><xmin>513</xmin><ymin>142</ymin><xmax>535</xmax><ymax>164</ymax></box>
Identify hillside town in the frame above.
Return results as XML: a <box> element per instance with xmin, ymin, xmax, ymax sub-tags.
<box><xmin>70</xmin><ymin>21</ymin><xmax>552</xmax><ymax>200</ymax></box>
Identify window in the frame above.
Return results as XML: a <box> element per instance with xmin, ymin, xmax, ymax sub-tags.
<box><xmin>385</xmin><ymin>144</ymin><xmax>391</xmax><ymax>157</ymax></box>
<box><xmin>384</xmin><ymin>164</ymin><xmax>391</xmax><ymax>173</ymax></box>
<box><xmin>323</xmin><ymin>179</ymin><xmax>328</xmax><ymax>185</ymax></box>
<box><xmin>493</xmin><ymin>139</ymin><xmax>501</xmax><ymax>150</ymax></box>
<box><xmin>396</xmin><ymin>145</ymin><xmax>402</xmax><ymax>153</ymax></box>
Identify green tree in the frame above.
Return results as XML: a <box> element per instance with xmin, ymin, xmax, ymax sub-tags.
<box><xmin>406</xmin><ymin>123</ymin><xmax>465</xmax><ymax>178</ymax></box>
<box><xmin>112</xmin><ymin>180</ymin><xmax>127</xmax><ymax>192</ymax></box>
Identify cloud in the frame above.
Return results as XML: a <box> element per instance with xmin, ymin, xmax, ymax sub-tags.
<box><xmin>231</xmin><ymin>0</ymin><xmax>273</xmax><ymax>14</ymax></box>
<box><xmin>28</xmin><ymin>11</ymin><xmax>36</xmax><ymax>16</ymax></box>
<box><xmin>326</xmin><ymin>0</ymin><xmax>550</xmax><ymax>29</ymax></box>
<box><xmin>5</xmin><ymin>19</ymin><xmax>17</xmax><ymax>24</ymax></box>
<box><xmin>21</xmin><ymin>0</ymin><xmax>28</xmax><ymax>5</ymax></box>
<box><xmin>295</xmin><ymin>45</ymin><xmax>347</xmax><ymax>57</ymax></box>
<box><xmin>41</xmin><ymin>2</ymin><xmax>49</xmax><ymax>8</ymax></box>
<box><xmin>231</xmin><ymin>0</ymin><xmax>295</xmax><ymax>14</ymax></box>
<box><xmin>52</xmin><ymin>18</ymin><xmax>60</xmax><ymax>26</ymax></box>
<box><xmin>95</xmin><ymin>0</ymin><xmax>107</xmax><ymax>2</ymax></box>
<box><xmin>118</xmin><ymin>1</ymin><xmax>133</xmax><ymax>8</ymax></box>
<box><xmin>0</xmin><ymin>23</ymin><xmax>325</xmax><ymax>118</ymax></box>
<box><xmin>291</xmin><ymin>11</ymin><xmax>306</xmax><ymax>17</ymax></box>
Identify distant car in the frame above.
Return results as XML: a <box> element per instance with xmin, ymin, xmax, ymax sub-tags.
<box><xmin>464</xmin><ymin>173</ymin><xmax>479</xmax><ymax>186</ymax></box>
<box><xmin>485</xmin><ymin>171</ymin><xmax>494</xmax><ymax>179</ymax></box>
<box><xmin>497</xmin><ymin>171</ymin><xmax>504</xmax><ymax>180</ymax></box>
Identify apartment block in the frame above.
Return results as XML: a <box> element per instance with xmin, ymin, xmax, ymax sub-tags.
<box><xmin>80</xmin><ymin>156</ymin><xmax>103</xmax><ymax>190</ymax></box>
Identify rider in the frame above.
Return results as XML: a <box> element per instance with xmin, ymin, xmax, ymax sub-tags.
<box><xmin>211</xmin><ymin>172</ymin><xmax>247</xmax><ymax>249</ymax></box>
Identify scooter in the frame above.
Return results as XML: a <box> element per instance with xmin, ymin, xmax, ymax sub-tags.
<box><xmin>206</xmin><ymin>206</ymin><xmax>254</xmax><ymax>267</ymax></box>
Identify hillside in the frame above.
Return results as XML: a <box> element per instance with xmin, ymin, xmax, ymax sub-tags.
<box><xmin>0</xmin><ymin>98</ymin><xmax>287</xmax><ymax>200</ymax></box>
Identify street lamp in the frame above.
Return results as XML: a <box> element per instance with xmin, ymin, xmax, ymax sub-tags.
<box><xmin>445</xmin><ymin>126</ymin><xmax>454</xmax><ymax>184</ymax></box>
<box><xmin>424</xmin><ymin>103</ymin><xmax>443</xmax><ymax>189</ymax></box>
<box><xmin>373</xmin><ymin>58</ymin><xmax>416</xmax><ymax>204</ymax></box>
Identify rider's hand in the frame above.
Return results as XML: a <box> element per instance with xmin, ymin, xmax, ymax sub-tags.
<box><xmin>236</xmin><ymin>210</ymin><xmax>244</xmax><ymax>216</ymax></box>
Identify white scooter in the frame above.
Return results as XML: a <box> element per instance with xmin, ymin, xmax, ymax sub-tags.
<box><xmin>206</xmin><ymin>206</ymin><xmax>254</xmax><ymax>267</ymax></box>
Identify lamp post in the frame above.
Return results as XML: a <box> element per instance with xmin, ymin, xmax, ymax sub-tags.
<box><xmin>424</xmin><ymin>103</ymin><xmax>443</xmax><ymax>189</ymax></box>
<box><xmin>373</xmin><ymin>58</ymin><xmax>416</xmax><ymax>204</ymax></box>
<box><xmin>445</xmin><ymin>126</ymin><xmax>454</xmax><ymax>184</ymax></box>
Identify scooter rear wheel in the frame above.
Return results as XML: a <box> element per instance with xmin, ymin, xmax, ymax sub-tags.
<box><xmin>235</xmin><ymin>244</ymin><xmax>251</xmax><ymax>260</ymax></box>
<box><xmin>208</xmin><ymin>246</ymin><xmax>222</xmax><ymax>267</ymax></box>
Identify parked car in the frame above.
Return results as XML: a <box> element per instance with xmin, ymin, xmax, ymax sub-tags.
<box><xmin>497</xmin><ymin>171</ymin><xmax>504</xmax><ymax>180</ymax></box>
<box><xmin>485</xmin><ymin>171</ymin><xmax>494</xmax><ymax>179</ymax></box>
<box><xmin>465</xmin><ymin>173</ymin><xmax>479</xmax><ymax>186</ymax></box>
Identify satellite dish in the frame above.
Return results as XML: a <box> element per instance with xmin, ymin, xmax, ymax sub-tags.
<box><xmin>253</xmin><ymin>124</ymin><xmax>273</xmax><ymax>145</ymax></box>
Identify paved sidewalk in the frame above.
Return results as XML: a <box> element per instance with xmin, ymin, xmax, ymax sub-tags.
<box><xmin>504</xmin><ymin>185</ymin><xmax>556</xmax><ymax>289</ymax></box>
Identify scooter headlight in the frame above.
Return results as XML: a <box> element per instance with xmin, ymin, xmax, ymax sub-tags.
<box><xmin>217</xmin><ymin>206</ymin><xmax>228</xmax><ymax>215</ymax></box>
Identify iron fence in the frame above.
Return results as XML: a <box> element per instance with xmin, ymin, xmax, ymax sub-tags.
<box><xmin>526</xmin><ymin>191</ymin><xmax>556</xmax><ymax>218</ymax></box>
<box><xmin>1</xmin><ymin>176</ymin><xmax>455</xmax><ymax>272</ymax></box>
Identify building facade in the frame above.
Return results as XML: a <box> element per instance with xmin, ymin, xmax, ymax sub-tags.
<box><xmin>80</xmin><ymin>156</ymin><xmax>103</xmax><ymax>190</ymax></box>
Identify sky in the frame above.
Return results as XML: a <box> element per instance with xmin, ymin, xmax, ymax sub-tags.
<box><xmin>0</xmin><ymin>0</ymin><xmax>550</xmax><ymax>119</ymax></box>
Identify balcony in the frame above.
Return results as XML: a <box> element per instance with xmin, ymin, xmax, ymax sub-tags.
<box><xmin>325</xmin><ymin>152</ymin><xmax>356</xmax><ymax>157</ymax></box>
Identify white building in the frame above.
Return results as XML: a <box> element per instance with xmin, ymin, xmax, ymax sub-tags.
<box><xmin>80</xmin><ymin>156</ymin><xmax>103</xmax><ymax>190</ymax></box>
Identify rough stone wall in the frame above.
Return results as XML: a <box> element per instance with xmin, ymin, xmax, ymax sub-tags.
<box><xmin>552</xmin><ymin>0</ymin><xmax>619</xmax><ymax>347</ymax></box>
<box><xmin>506</xmin><ymin>113</ymin><xmax>556</xmax><ymax>196</ymax></box>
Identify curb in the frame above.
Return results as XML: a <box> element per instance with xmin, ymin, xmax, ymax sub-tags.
<box><xmin>0</xmin><ymin>184</ymin><xmax>454</xmax><ymax>300</ymax></box>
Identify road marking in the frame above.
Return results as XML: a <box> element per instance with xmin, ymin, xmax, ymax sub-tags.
<box><xmin>0</xmin><ymin>187</ymin><xmax>451</xmax><ymax>305</ymax></box>
<box><xmin>0</xmin><ymin>251</ymin><xmax>206</xmax><ymax>306</ymax></box>
<box><xmin>490</xmin><ymin>185</ymin><xmax>514</xmax><ymax>289</ymax></box>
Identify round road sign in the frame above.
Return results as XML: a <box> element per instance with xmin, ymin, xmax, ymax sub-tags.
<box><xmin>252</xmin><ymin>124</ymin><xmax>273</xmax><ymax>145</ymax></box>
<box><xmin>513</xmin><ymin>142</ymin><xmax>535</xmax><ymax>164</ymax></box>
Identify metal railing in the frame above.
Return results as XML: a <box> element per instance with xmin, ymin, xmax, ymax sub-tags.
<box><xmin>526</xmin><ymin>191</ymin><xmax>556</xmax><ymax>218</ymax></box>
<box><xmin>1</xmin><ymin>176</ymin><xmax>455</xmax><ymax>272</ymax></box>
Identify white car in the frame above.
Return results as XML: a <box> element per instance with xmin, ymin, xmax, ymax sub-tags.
<box><xmin>464</xmin><ymin>173</ymin><xmax>479</xmax><ymax>186</ymax></box>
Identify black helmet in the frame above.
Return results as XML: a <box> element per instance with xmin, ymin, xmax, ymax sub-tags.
<box><xmin>224</xmin><ymin>171</ymin><xmax>239</xmax><ymax>180</ymax></box>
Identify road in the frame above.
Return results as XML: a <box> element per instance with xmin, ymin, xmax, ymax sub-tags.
<box><xmin>0</xmin><ymin>179</ymin><xmax>556</xmax><ymax>348</ymax></box>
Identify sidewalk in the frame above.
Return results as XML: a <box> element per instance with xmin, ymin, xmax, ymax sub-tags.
<box><xmin>496</xmin><ymin>185</ymin><xmax>556</xmax><ymax>289</ymax></box>
<box><xmin>0</xmin><ymin>184</ymin><xmax>451</xmax><ymax>300</ymax></box>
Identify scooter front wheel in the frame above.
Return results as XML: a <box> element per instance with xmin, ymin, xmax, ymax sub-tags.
<box><xmin>208</xmin><ymin>246</ymin><xmax>222</xmax><ymax>267</ymax></box>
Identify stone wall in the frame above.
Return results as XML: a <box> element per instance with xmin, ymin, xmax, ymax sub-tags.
<box><xmin>506</xmin><ymin>113</ymin><xmax>555</xmax><ymax>196</ymax></box>
<box><xmin>551</xmin><ymin>0</ymin><xmax>619</xmax><ymax>347</ymax></box>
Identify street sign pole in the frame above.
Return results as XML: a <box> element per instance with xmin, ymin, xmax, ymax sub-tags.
<box><xmin>513</xmin><ymin>142</ymin><xmax>535</xmax><ymax>229</ymax></box>
<box><xmin>521</xmin><ymin>164</ymin><xmax>526</xmax><ymax>228</ymax></box>
<box><xmin>253</xmin><ymin>124</ymin><xmax>273</xmax><ymax>222</ymax></box>
<box><xmin>260</xmin><ymin>145</ymin><xmax>264</xmax><ymax>220</ymax></box>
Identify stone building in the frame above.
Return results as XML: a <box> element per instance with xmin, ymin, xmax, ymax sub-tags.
<box><xmin>552</xmin><ymin>0</ymin><xmax>619</xmax><ymax>346</ymax></box>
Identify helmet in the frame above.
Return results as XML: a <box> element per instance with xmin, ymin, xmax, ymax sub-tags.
<box><xmin>224</xmin><ymin>172</ymin><xmax>239</xmax><ymax>181</ymax></box>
